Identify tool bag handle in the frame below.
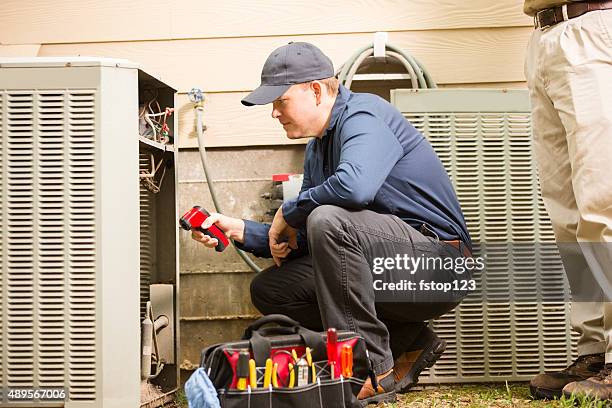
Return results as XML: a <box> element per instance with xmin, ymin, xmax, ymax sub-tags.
<box><xmin>243</xmin><ymin>314</ymin><xmax>300</xmax><ymax>337</ymax></box>
<box><xmin>242</xmin><ymin>314</ymin><xmax>326</xmax><ymax>366</ymax></box>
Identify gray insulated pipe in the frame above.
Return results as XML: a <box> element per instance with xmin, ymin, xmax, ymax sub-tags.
<box><xmin>189</xmin><ymin>89</ymin><xmax>262</xmax><ymax>273</ymax></box>
<box><xmin>337</xmin><ymin>42</ymin><xmax>436</xmax><ymax>89</ymax></box>
<box><xmin>141</xmin><ymin>301</ymin><xmax>169</xmax><ymax>380</ymax></box>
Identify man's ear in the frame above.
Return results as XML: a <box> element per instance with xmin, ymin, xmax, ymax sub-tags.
<box><xmin>311</xmin><ymin>81</ymin><xmax>323</xmax><ymax>106</ymax></box>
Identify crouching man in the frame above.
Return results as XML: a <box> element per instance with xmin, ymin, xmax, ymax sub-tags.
<box><xmin>191</xmin><ymin>42</ymin><xmax>473</xmax><ymax>405</ymax></box>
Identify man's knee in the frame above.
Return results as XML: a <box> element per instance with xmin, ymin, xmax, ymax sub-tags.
<box><xmin>249</xmin><ymin>268</ymin><xmax>277</xmax><ymax>314</ymax></box>
<box><xmin>307</xmin><ymin>205</ymin><xmax>346</xmax><ymax>238</ymax></box>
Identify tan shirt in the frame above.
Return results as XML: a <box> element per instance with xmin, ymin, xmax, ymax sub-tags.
<box><xmin>524</xmin><ymin>0</ymin><xmax>582</xmax><ymax>16</ymax></box>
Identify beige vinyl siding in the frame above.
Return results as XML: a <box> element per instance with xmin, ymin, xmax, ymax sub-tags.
<box><xmin>2</xmin><ymin>0</ymin><xmax>531</xmax><ymax>44</ymax></box>
<box><xmin>36</xmin><ymin>28</ymin><xmax>532</xmax><ymax>93</ymax></box>
<box><xmin>0</xmin><ymin>44</ymin><xmax>41</xmax><ymax>57</ymax></box>
<box><xmin>0</xmin><ymin>0</ymin><xmax>531</xmax><ymax>147</ymax></box>
<box><xmin>176</xmin><ymin>82</ymin><xmax>529</xmax><ymax>148</ymax></box>
<box><xmin>1</xmin><ymin>0</ymin><xmax>534</xmax><ymax>366</ymax></box>
<box><xmin>36</xmin><ymin>26</ymin><xmax>532</xmax><ymax>148</ymax></box>
<box><xmin>2</xmin><ymin>0</ymin><xmax>532</xmax><ymax>148</ymax></box>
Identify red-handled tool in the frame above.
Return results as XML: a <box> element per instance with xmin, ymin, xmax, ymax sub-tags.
<box><xmin>340</xmin><ymin>343</ymin><xmax>353</xmax><ymax>378</ymax></box>
<box><xmin>327</xmin><ymin>328</ymin><xmax>338</xmax><ymax>379</ymax></box>
<box><xmin>179</xmin><ymin>206</ymin><xmax>229</xmax><ymax>252</ymax></box>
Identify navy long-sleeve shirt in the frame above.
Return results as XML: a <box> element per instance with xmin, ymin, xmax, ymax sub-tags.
<box><xmin>236</xmin><ymin>85</ymin><xmax>471</xmax><ymax>258</ymax></box>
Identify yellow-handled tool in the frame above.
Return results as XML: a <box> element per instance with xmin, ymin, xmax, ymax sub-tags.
<box><xmin>291</xmin><ymin>349</ymin><xmax>298</xmax><ymax>363</ymax></box>
<box><xmin>272</xmin><ymin>362</ymin><xmax>279</xmax><ymax>387</ymax></box>
<box><xmin>288</xmin><ymin>363</ymin><xmax>295</xmax><ymax>388</ymax></box>
<box><xmin>305</xmin><ymin>347</ymin><xmax>316</xmax><ymax>383</ymax></box>
<box><xmin>249</xmin><ymin>359</ymin><xmax>257</xmax><ymax>389</ymax></box>
<box><xmin>263</xmin><ymin>358</ymin><xmax>273</xmax><ymax>388</ymax></box>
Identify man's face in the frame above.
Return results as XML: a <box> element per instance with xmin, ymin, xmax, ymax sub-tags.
<box><xmin>271</xmin><ymin>83</ymin><xmax>323</xmax><ymax>139</ymax></box>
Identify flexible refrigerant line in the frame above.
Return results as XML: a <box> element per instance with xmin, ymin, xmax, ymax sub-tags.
<box><xmin>191</xmin><ymin>92</ymin><xmax>263</xmax><ymax>273</ymax></box>
<box><xmin>337</xmin><ymin>42</ymin><xmax>436</xmax><ymax>89</ymax></box>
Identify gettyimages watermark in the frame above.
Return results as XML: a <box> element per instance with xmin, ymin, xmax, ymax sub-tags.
<box><xmin>370</xmin><ymin>249</ymin><xmax>483</xmax><ymax>303</ymax></box>
<box><xmin>372</xmin><ymin>253</ymin><xmax>485</xmax><ymax>275</ymax></box>
<box><xmin>368</xmin><ymin>242</ymin><xmax>612</xmax><ymax>303</ymax></box>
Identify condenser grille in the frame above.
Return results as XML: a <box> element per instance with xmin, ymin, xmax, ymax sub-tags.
<box><xmin>0</xmin><ymin>90</ymin><xmax>97</xmax><ymax>400</ymax></box>
<box><xmin>392</xmin><ymin>89</ymin><xmax>577</xmax><ymax>382</ymax></box>
<box><xmin>67</xmin><ymin>92</ymin><xmax>96</xmax><ymax>400</ymax></box>
<box><xmin>7</xmin><ymin>92</ymin><xmax>36</xmax><ymax>387</ymax></box>
<box><xmin>139</xmin><ymin>152</ymin><xmax>154</xmax><ymax>319</ymax></box>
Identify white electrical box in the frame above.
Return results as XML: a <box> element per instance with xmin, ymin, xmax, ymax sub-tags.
<box><xmin>0</xmin><ymin>57</ymin><xmax>180</xmax><ymax>407</ymax></box>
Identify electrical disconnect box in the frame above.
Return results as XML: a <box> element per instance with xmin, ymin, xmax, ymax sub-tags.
<box><xmin>0</xmin><ymin>57</ymin><xmax>179</xmax><ymax>408</ymax></box>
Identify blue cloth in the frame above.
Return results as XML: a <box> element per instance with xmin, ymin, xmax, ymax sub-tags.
<box><xmin>184</xmin><ymin>368</ymin><xmax>221</xmax><ymax>408</ymax></box>
<box><xmin>236</xmin><ymin>85</ymin><xmax>471</xmax><ymax>258</ymax></box>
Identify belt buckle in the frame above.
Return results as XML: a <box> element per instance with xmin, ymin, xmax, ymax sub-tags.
<box><xmin>535</xmin><ymin>8</ymin><xmax>556</xmax><ymax>29</ymax></box>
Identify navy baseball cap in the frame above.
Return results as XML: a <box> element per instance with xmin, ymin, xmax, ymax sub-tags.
<box><xmin>241</xmin><ymin>42</ymin><xmax>335</xmax><ymax>106</ymax></box>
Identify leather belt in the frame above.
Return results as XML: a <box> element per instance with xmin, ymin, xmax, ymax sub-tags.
<box><xmin>535</xmin><ymin>0</ymin><xmax>612</xmax><ymax>29</ymax></box>
<box><xmin>418</xmin><ymin>223</ymin><xmax>472</xmax><ymax>258</ymax></box>
<box><xmin>443</xmin><ymin>240</ymin><xmax>472</xmax><ymax>258</ymax></box>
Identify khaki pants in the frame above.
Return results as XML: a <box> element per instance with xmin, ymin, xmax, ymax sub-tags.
<box><xmin>525</xmin><ymin>10</ymin><xmax>612</xmax><ymax>362</ymax></box>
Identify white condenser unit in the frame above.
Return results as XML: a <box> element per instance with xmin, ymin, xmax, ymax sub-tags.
<box><xmin>0</xmin><ymin>58</ymin><xmax>180</xmax><ymax>407</ymax></box>
<box><xmin>392</xmin><ymin>89</ymin><xmax>578</xmax><ymax>383</ymax></box>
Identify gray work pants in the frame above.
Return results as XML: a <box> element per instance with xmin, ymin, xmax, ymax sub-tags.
<box><xmin>250</xmin><ymin>205</ymin><xmax>470</xmax><ymax>374</ymax></box>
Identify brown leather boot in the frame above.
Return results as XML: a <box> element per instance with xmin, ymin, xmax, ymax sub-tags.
<box><xmin>357</xmin><ymin>369</ymin><xmax>396</xmax><ymax>406</ymax></box>
<box><xmin>393</xmin><ymin>326</ymin><xmax>446</xmax><ymax>393</ymax></box>
<box><xmin>563</xmin><ymin>363</ymin><xmax>612</xmax><ymax>401</ymax></box>
<box><xmin>530</xmin><ymin>353</ymin><xmax>605</xmax><ymax>399</ymax></box>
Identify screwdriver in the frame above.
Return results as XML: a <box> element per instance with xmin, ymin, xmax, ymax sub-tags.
<box><xmin>236</xmin><ymin>350</ymin><xmax>249</xmax><ymax>390</ymax></box>
<box><xmin>327</xmin><ymin>328</ymin><xmax>338</xmax><ymax>379</ymax></box>
<box><xmin>249</xmin><ymin>359</ymin><xmax>257</xmax><ymax>389</ymax></box>
<box><xmin>288</xmin><ymin>363</ymin><xmax>295</xmax><ymax>388</ymax></box>
<box><xmin>305</xmin><ymin>347</ymin><xmax>316</xmax><ymax>383</ymax></box>
<box><xmin>341</xmin><ymin>344</ymin><xmax>353</xmax><ymax>378</ymax></box>
<box><xmin>272</xmin><ymin>362</ymin><xmax>279</xmax><ymax>387</ymax></box>
<box><xmin>263</xmin><ymin>358</ymin><xmax>273</xmax><ymax>388</ymax></box>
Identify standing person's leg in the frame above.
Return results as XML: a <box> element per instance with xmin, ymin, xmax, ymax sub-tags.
<box><xmin>526</xmin><ymin>10</ymin><xmax>611</xmax><ymax>400</ymax></box>
<box><xmin>249</xmin><ymin>256</ymin><xmax>323</xmax><ymax>331</ymax></box>
<box><xmin>539</xmin><ymin>9</ymin><xmax>612</xmax><ymax>400</ymax></box>
<box><xmin>543</xmin><ymin>7</ymin><xmax>612</xmax><ymax>358</ymax></box>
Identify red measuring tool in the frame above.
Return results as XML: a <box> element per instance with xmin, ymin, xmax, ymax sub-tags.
<box><xmin>179</xmin><ymin>206</ymin><xmax>229</xmax><ymax>252</ymax></box>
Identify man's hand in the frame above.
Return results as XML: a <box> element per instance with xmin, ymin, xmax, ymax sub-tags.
<box><xmin>191</xmin><ymin>212</ymin><xmax>245</xmax><ymax>249</ymax></box>
<box><xmin>269</xmin><ymin>206</ymin><xmax>298</xmax><ymax>266</ymax></box>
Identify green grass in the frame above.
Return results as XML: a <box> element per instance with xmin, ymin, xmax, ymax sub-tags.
<box><xmin>173</xmin><ymin>389</ymin><xmax>187</xmax><ymax>407</ymax></box>
<box><xmin>173</xmin><ymin>382</ymin><xmax>610</xmax><ymax>407</ymax></box>
<box><xmin>378</xmin><ymin>382</ymin><xmax>610</xmax><ymax>408</ymax></box>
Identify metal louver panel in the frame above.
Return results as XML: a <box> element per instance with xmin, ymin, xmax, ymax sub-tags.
<box><xmin>139</xmin><ymin>153</ymin><xmax>155</xmax><ymax>319</ymax></box>
<box><xmin>38</xmin><ymin>92</ymin><xmax>66</xmax><ymax>390</ymax></box>
<box><xmin>66</xmin><ymin>91</ymin><xmax>96</xmax><ymax>400</ymax></box>
<box><xmin>1</xmin><ymin>90</ymin><xmax>97</xmax><ymax>401</ymax></box>
<box><xmin>7</xmin><ymin>92</ymin><xmax>36</xmax><ymax>389</ymax></box>
<box><xmin>392</xmin><ymin>89</ymin><xmax>577</xmax><ymax>383</ymax></box>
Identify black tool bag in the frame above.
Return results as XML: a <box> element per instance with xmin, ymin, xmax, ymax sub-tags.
<box><xmin>200</xmin><ymin>315</ymin><xmax>374</xmax><ymax>408</ymax></box>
